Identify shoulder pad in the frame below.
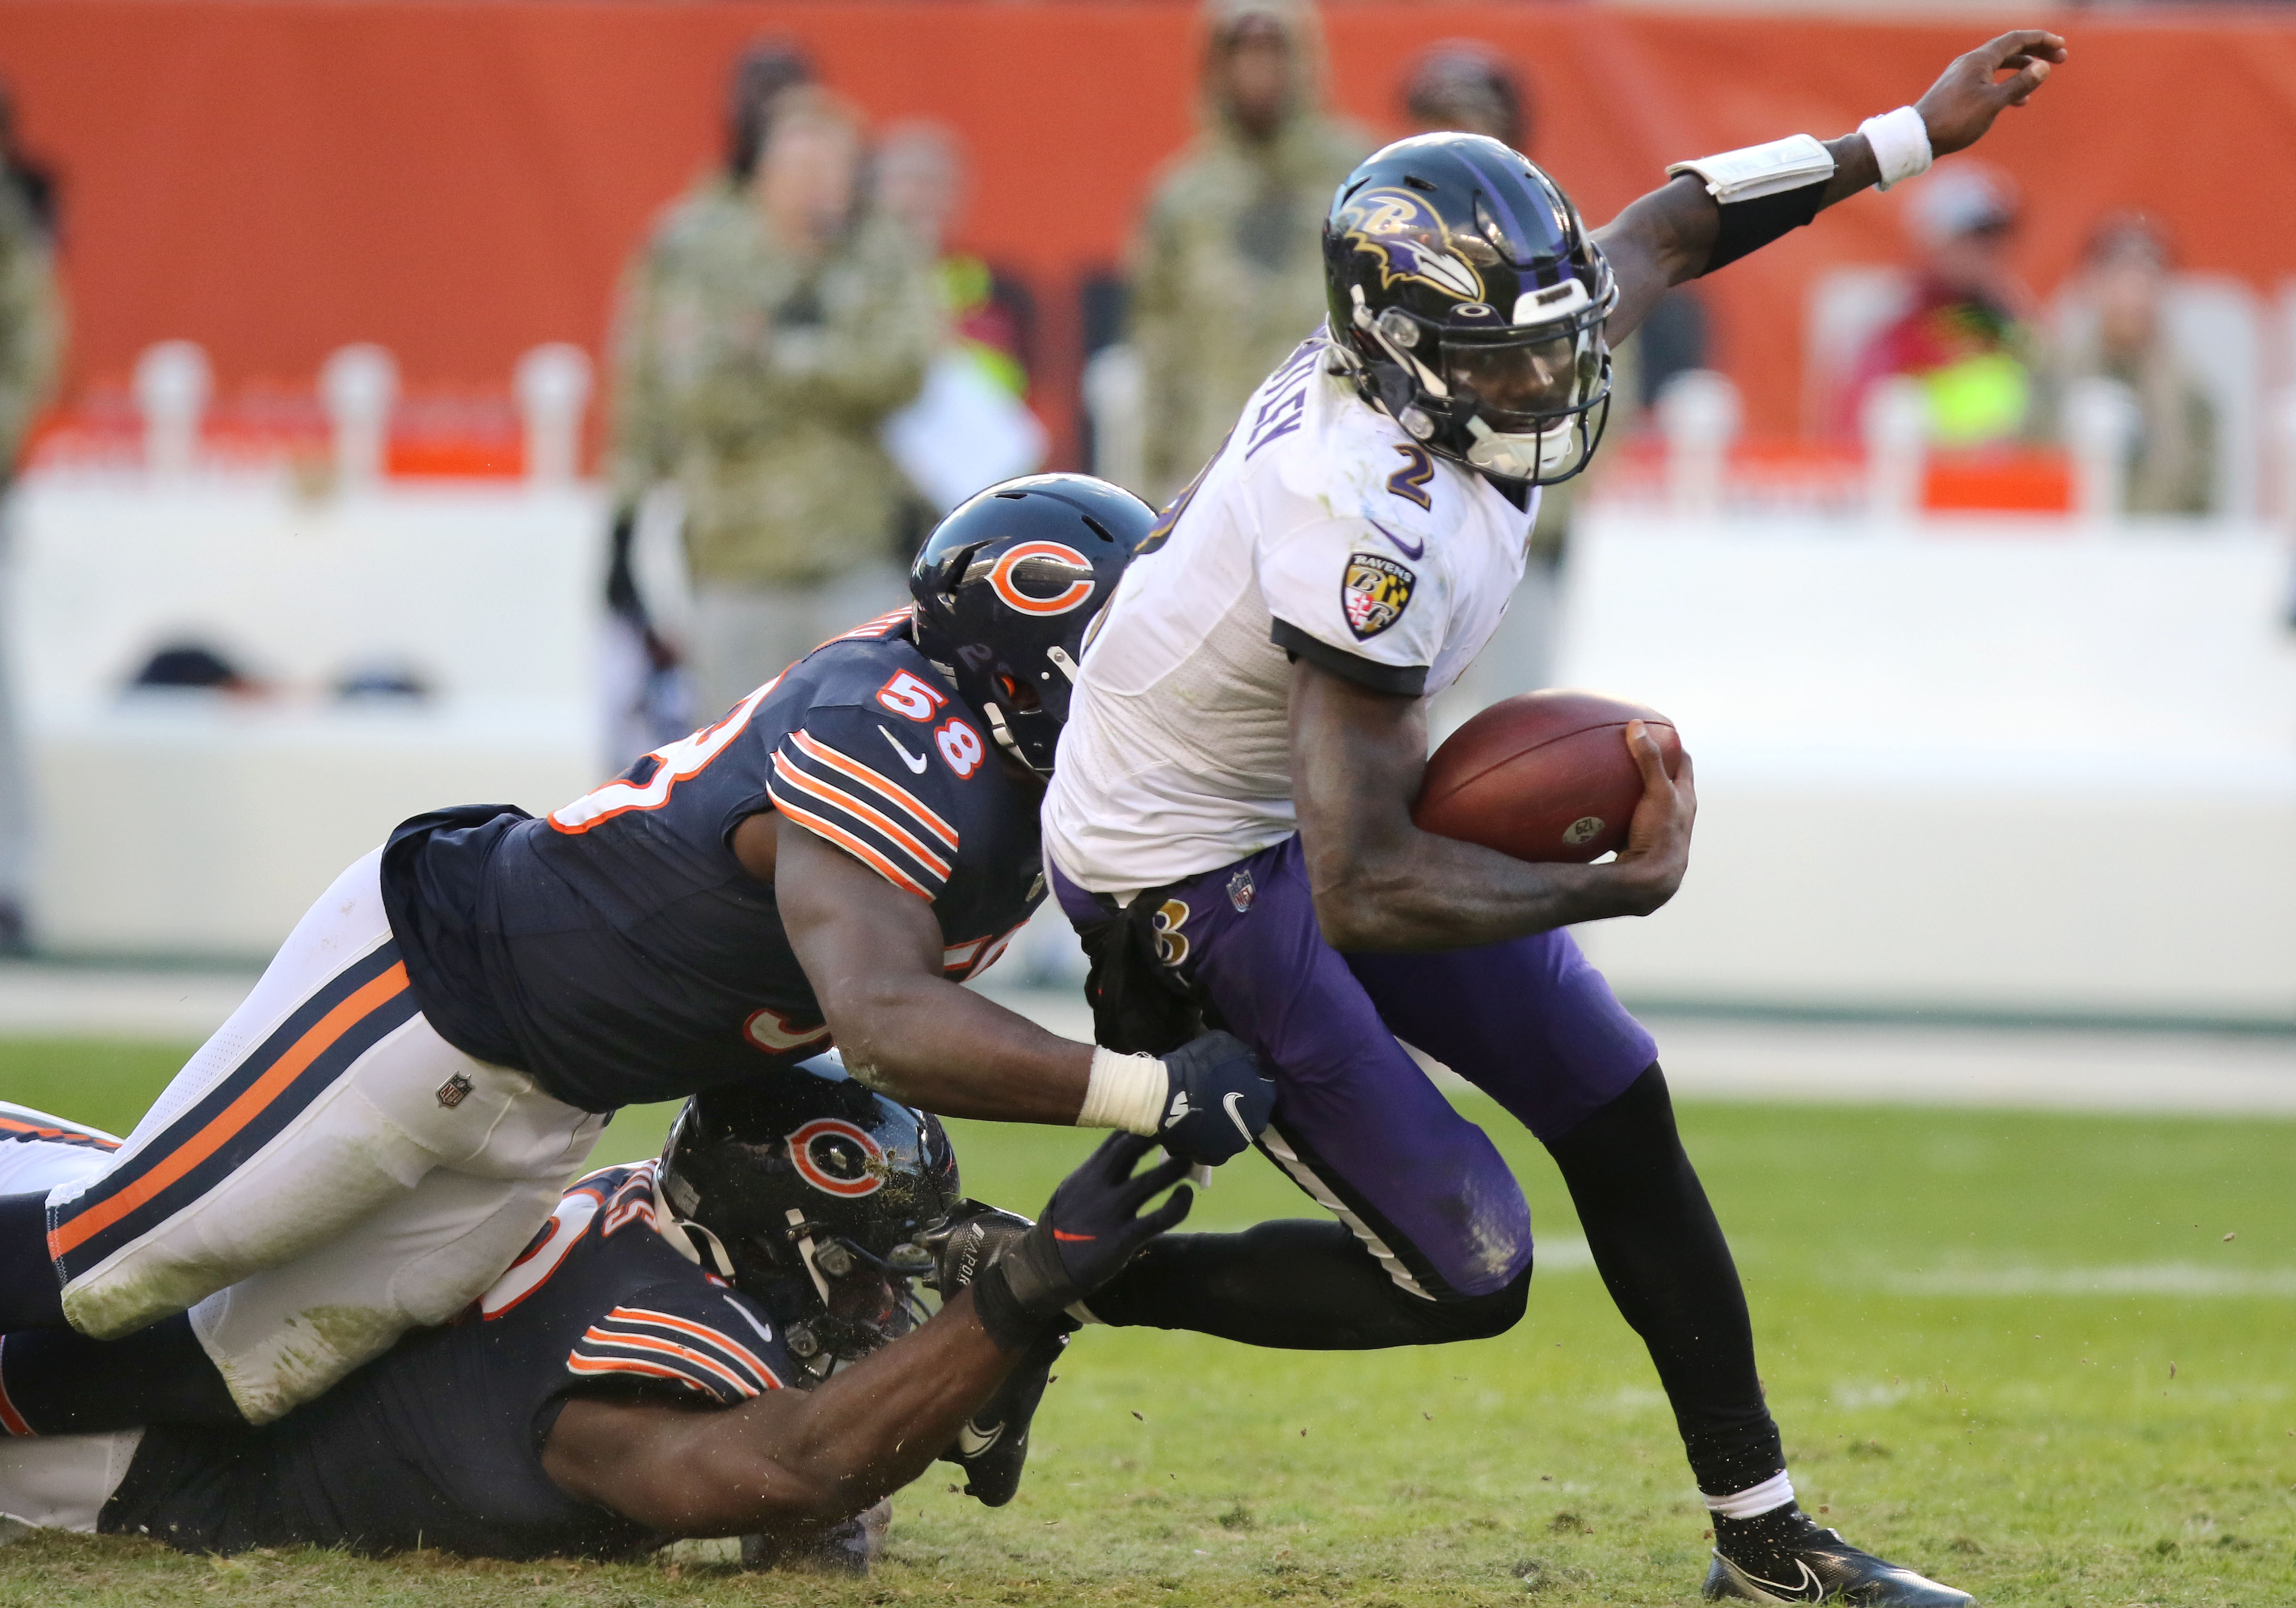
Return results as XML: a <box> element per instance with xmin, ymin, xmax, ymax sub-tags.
<box><xmin>764</xmin><ymin>699</ymin><xmax>971</xmax><ymax>901</ymax></box>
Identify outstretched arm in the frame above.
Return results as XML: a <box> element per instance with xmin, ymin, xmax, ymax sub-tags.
<box><xmin>1596</xmin><ymin>29</ymin><xmax>2066</xmax><ymax>341</ymax></box>
<box><xmin>758</xmin><ymin>811</ymin><xmax>1275</xmax><ymax>1162</ymax></box>
<box><xmin>542</xmin><ymin>1135</ymin><xmax>1192</xmax><ymax>1543</ymax></box>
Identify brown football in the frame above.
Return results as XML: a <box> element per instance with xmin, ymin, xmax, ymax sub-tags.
<box><xmin>1412</xmin><ymin>690</ymin><xmax>1682</xmax><ymax>863</ymax></box>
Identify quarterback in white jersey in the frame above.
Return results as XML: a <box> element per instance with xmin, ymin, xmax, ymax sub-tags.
<box><xmin>1043</xmin><ymin>33</ymin><xmax>2061</xmax><ymax>1608</ymax></box>
<box><xmin>1044</xmin><ymin>335</ymin><xmax>1537</xmax><ymax>895</ymax></box>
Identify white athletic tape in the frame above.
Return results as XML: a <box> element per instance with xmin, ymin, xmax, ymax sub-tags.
<box><xmin>1704</xmin><ymin>1468</ymin><xmax>1796</xmax><ymax>1519</ymax></box>
<box><xmin>1858</xmin><ymin>105</ymin><xmax>1933</xmax><ymax>191</ymax></box>
<box><xmin>1079</xmin><ymin>1046</ymin><xmax>1166</xmax><ymax>1135</ymax></box>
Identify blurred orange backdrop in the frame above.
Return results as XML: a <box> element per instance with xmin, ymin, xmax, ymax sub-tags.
<box><xmin>0</xmin><ymin>1</ymin><xmax>2289</xmax><ymax>459</ymax></box>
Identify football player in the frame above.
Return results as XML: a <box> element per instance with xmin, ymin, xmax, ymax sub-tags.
<box><xmin>0</xmin><ymin>1075</ymin><xmax>1188</xmax><ymax>1562</ymax></box>
<box><xmin>0</xmin><ymin>472</ymin><xmax>1272</xmax><ymax>1435</ymax></box>
<box><xmin>1041</xmin><ymin>33</ymin><xmax>2064</xmax><ymax>1608</ymax></box>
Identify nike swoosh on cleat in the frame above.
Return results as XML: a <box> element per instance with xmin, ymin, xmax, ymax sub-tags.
<box><xmin>1365</xmin><ymin>517</ymin><xmax>1425</xmax><ymax>560</ymax></box>
<box><xmin>878</xmin><ymin>726</ymin><xmax>929</xmax><ymax>773</ymax></box>
<box><xmin>956</xmin><ymin>1418</ymin><xmax>1003</xmax><ymax>1457</ymax></box>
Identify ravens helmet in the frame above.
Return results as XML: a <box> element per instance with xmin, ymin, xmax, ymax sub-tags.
<box><xmin>908</xmin><ymin>473</ymin><xmax>1154</xmax><ymax>776</ymax></box>
<box><xmin>657</xmin><ymin>1053</ymin><xmax>961</xmax><ymax>1371</ymax></box>
<box><xmin>1323</xmin><ymin>133</ymin><xmax>1616</xmax><ymax>485</ymax></box>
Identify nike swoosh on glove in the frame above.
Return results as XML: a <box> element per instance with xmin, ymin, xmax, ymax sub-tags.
<box><xmin>1156</xmin><ymin>1030</ymin><xmax>1275</xmax><ymax>1165</ymax></box>
<box><xmin>971</xmin><ymin>1133</ymin><xmax>1193</xmax><ymax>1350</ymax></box>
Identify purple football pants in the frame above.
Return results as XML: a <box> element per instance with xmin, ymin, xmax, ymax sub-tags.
<box><xmin>1053</xmin><ymin>834</ymin><xmax>1655</xmax><ymax>1301</ymax></box>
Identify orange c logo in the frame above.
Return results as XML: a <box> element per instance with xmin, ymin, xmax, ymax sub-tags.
<box><xmin>786</xmin><ymin>1118</ymin><xmax>888</xmax><ymax>1198</ymax></box>
<box><xmin>987</xmin><ymin>542</ymin><xmax>1095</xmax><ymax>617</ymax></box>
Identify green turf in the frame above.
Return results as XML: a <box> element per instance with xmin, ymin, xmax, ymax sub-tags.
<box><xmin>2</xmin><ymin>1038</ymin><xmax>2290</xmax><ymax>1606</ymax></box>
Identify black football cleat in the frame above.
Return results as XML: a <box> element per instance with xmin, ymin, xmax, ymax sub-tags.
<box><xmin>1703</xmin><ymin>1522</ymin><xmax>1975</xmax><ymax>1606</ymax></box>
<box><xmin>945</xmin><ymin>1329</ymin><xmax>1066</xmax><ymax>1507</ymax></box>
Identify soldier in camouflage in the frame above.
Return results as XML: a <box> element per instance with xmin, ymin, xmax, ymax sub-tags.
<box><xmin>606</xmin><ymin>72</ymin><xmax>939</xmax><ymax>726</ymax></box>
<box><xmin>0</xmin><ymin>91</ymin><xmax>60</xmax><ymax>949</ymax></box>
<box><xmin>1129</xmin><ymin>0</ymin><xmax>1370</xmax><ymax>504</ymax></box>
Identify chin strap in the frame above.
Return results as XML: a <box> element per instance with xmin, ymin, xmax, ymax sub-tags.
<box><xmin>651</xmin><ymin>1172</ymin><xmax>737</xmax><ymax>1277</ymax></box>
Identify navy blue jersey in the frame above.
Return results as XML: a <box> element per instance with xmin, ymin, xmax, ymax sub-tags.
<box><xmin>378</xmin><ymin>613</ymin><xmax>1046</xmax><ymax>1110</ymax></box>
<box><xmin>102</xmin><ymin>1162</ymin><xmax>794</xmax><ymax>1561</ymax></box>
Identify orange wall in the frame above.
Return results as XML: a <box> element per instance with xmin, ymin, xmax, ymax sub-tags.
<box><xmin>0</xmin><ymin>1</ymin><xmax>2291</xmax><ymax>449</ymax></box>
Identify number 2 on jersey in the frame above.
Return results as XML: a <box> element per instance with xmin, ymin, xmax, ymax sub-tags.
<box><xmin>1387</xmin><ymin>443</ymin><xmax>1436</xmax><ymax>510</ymax></box>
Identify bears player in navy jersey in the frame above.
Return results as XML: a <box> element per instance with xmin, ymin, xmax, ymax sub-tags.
<box><xmin>0</xmin><ymin>1070</ymin><xmax>1194</xmax><ymax>1561</ymax></box>
<box><xmin>0</xmin><ymin>472</ymin><xmax>1271</xmax><ymax>1441</ymax></box>
<box><xmin>1042</xmin><ymin>33</ymin><xmax>2063</xmax><ymax>1608</ymax></box>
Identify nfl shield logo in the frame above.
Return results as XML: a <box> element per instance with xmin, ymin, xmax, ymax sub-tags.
<box><xmin>436</xmin><ymin>1074</ymin><xmax>474</xmax><ymax>1109</ymax></box>
<box><xmin>1342</xmin><ymin>552</ymin><xmax>1416</xmax><ymax>640</ymax></box>
<box><xmin>1228</xmin><ymin>869</ymin><xmax>1256</xmax><ymax>913</ymax></box>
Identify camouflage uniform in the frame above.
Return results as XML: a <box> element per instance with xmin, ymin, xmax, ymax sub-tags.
<box><xmin>0</xmin><ymin>171</ymin><xmax>58</xmax><ymax>479</ymax></box>
<box><xmin>1130</xmin><ymin>0</ymin><xmax>1370</xmax><ymax>504</ymax></box>
<box><xmin>0</xmin><ymin>168</ymin><xmax>57</xmax><ymax>930</ymax></box>
<box><xmin>605</xmin><ymin>183</ymin><xmax>939</xmax><ymax>717</ymax></box>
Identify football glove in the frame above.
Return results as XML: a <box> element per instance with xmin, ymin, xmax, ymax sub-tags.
<box><xmin>1156</xmin><ymin>1030</ymin><xmax>1275</xmax><ymax>1165</ymax></box>
<box><xmin>971</xmin><ymin>1132</ymin><xmax>1193</xmax><ymax>1350</ymax></box>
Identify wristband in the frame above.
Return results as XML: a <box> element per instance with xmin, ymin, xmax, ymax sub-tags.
<box><xmin>1857</xmin><ymin>105</ymin><xmax>1932</xmax><ymax>191</ymax></box>
<box><xmin>1076</xmin><ymin>1046</ymin><xmax>1165</xmax><ymax>1135</ymax></box>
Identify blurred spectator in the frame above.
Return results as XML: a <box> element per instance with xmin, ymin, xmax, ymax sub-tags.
<box><xmin>872</xmin><ymin>121</ymin><xmax>1047</xmax><ymax>539</ymax></box>
<box><xmin>600</xmin><ymin>39</ymin><xmax>814</xmax><ymax>761</ymax></box>
<box><xmin>1842</xmin><ymin>164</ymin><xmax>2036</xmax><ymax>446</ymax></box>
<box><xmin>2037</xmin><ymin>213</ymin><xmax>2214</xmax><ymax>516</ymax></box>
<box><xmin>0</xmin><ymin>77</ymin><xmax>58</xmax><ymax>951</ymax></box>
<box><xmin>1130</xmin><ymin>0</ymin><xmax>1370</xmax><ymax>502</ymax></box>
<box><xmin>1402</xmin><ymin>38</ymin><xmax>1529</xmax><ymax>150</ymax></box>
<box><xmin>656</xmin><ymin>86</ymin><xmax>939</xmax><ymax>722</ymax></box>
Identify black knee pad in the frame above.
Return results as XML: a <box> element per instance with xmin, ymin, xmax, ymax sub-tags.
<box><xmin>1387</xmin><ymin>1260</ymin><xmax>1530</xmax><ymax>1344</ymax></box>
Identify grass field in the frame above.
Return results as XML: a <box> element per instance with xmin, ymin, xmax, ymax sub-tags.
<box><xmin>2</xmin><ymin>1037</ymin><xmax>2290</xmax><ymax>1606</ymax></box>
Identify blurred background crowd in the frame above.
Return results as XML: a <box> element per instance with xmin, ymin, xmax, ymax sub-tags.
<box><xmin>0</xmin><ymin>0</ymin><xmax>2289</xmax><ymax>1029</ymax></box>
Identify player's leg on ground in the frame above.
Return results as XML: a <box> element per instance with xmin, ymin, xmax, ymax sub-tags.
<box><xmin>1060</xmin><ymin>838</ymin><xmax>1533</xmax><ymax>1344</ymax></box>
<box><xmin>4</xmin><ymin>852</ymin><xmax>603</xmax><ymax>1423</ymax></box>
<box><xmin>0</xmin><ymin>1107</ymin><xmax>239</xmax><ymax>1433</ymax></box>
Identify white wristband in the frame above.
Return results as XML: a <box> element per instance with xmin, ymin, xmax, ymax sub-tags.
<box><xmin>1078</xmin><ymin>1046</ymin><xmax>1167</xmax><ymax>1136</ymax></box>
<box><xmin>1858</xmin><ymin>105</ymin><xmax>1932</xmax><ymax>191</ymax></box>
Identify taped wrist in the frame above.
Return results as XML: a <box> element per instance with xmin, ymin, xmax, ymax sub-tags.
<box><xmin>1858</xmin><ymin>105</ymin><xmax>1932</xmax><ymax>190</ymax></box>
<box><xmin>1700</xmin><ymin>180</ymin><xmax>1828</xmax><ymax>277</ymax></box>
<box><xmin>1077</xmin><ymin>1046</ymin><xmax>1166</xmax><ymax>1135</ymax></box>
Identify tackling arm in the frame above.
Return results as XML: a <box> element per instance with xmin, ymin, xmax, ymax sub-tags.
<box><xmin>1595</xmin><ymin>29</ymin><xmax>2066</xmax><ymax>341</ymax></box>
<box><xmin>762</xmin><ymin>812</ymin><xmax>1094</xmax><ymax>1123</ymax></box>
<box><xmin>544</xmin><ymin>1286</ymin><xmax>1024</xmax><ymax>1541</ymax></box>
<box><xmin>1289</xmin><ymin>658</ymin><xmax>1695</xmax><ymax>953</ymax></box>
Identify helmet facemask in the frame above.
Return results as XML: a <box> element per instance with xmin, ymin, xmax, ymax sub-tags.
<box><xmin>1350</xmin><ymin>272</ymin><xmax>1615</xmax><ymax>487</ymax></box>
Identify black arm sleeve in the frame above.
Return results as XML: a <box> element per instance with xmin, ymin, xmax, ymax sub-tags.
<box><xmin>1269</xmin><ymin>618</ymin><xmax>1428</xmax><ymax>699</ymax></box>
<box><xmin>1699</xmin><ymin>179</ymin><xmax>1830</xmax><ymax>277</ymax></box>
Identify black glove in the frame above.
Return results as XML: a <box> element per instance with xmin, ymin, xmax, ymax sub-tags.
<box><xmin>1155</xmin><ymin>1030</ymin><xmax>1275</xmax><ymax>1165</ymax></box>
<box><xmin>971</xmin><ymin>1133</ymin><xmax>1193</xmax><ymax>1350</ymax></box>
<box><xmin>921</xmin><ymin>1199</ymin><xmax>1035</xmax><ymax>1297</ymax></box>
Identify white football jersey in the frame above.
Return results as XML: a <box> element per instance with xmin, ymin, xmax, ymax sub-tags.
<box><xmin>1044</xmin><ymin>338</ymin><xmax>1539</xmax><ymax>896</ymax></box>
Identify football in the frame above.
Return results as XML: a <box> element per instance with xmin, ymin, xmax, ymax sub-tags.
<box><xmin>1412</xmin><ymin>690</ymin><xmax>1683</xmax><ymax>863</ymax></box>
